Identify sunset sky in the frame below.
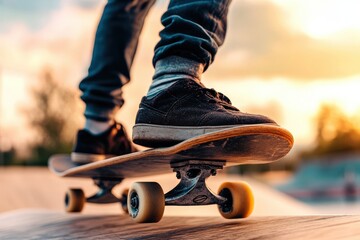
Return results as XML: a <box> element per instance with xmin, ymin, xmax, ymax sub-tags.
<box><xmin>1</xmin><ymin>0</ymin><xmax>360</xmax><ymax>152</ymax></box>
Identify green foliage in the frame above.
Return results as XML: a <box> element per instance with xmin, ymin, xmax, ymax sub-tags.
<box><xmin>302</xmin><ymin>104</ymin><xmax>360</xmax><ymax>159</ymax></box>
<box><xmin>22</xmin><ymin>70</ymin><xmax>81</xmax><ymax>165</ymax></box>
<box><xmin>0</xmin><ymin>147</ymin><xmax>16</xmax><ymax>166</ymax></box>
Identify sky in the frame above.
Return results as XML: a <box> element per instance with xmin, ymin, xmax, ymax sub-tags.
<box><xmin>1</xmin><ymin>0</ymin><xmax>360</xmax><ymax>152</ymax></box>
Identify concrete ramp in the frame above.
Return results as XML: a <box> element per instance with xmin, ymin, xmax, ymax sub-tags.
<box><xmin>0</xmin><ymin>209</ymin><xmax>359</xmax><ymax>239</ymax></box>
<box><xmin>0</xmin><ymin>168</ymin><xmax>359</xmax><ymax>239</ymax></box>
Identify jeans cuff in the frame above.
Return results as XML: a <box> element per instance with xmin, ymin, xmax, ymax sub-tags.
<box><xmin>154</xmin><ymin>56</ymin><xmax>205</xmax><ymax>80</ymax></box>
<box><xmin>84</xmin><ymin>105</ymin><xmax>119</xmax><ymax>122</ymax></box>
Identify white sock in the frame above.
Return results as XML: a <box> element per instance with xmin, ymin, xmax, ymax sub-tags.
<box><xmin>146</xmin><ymin>56</ymin><xmax>204</xmax><ymax>99</ymax></box>
<box><xmin>84</xmin><ymin>119</ymin><xmax>114</xmax><ymax>135</ymax></box>
<box><xmin>147</xmin><ymin>74</ymin><xmax>194</xmax><ymax>99</ymax></box>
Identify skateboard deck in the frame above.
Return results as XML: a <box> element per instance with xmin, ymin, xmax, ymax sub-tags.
<box><xmin>49</xmin><ymin>124</ymin><xmax>293</xmax><ymax>179</ymax></box>
<box><xmin>49</xmin><ymin>124</ymin><xmax>293</xmax><ymax>223</ymax></box>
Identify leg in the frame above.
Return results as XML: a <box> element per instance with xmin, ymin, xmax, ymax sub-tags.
<box><xmin>133</xmin><ymin>0</ymin><xmax>277</xmax><ymax>147</ymax></box>
<box><xmin>80</xmin><ymin>0</ymin><xmax>156</xmax><ymax>122</ymax></box>
<box><xmin>72</xmin><ymin>0</ymin><xmax>155</xmax><ymax>163</ymax></box>
<box><xmin>154</xmin><ymin>0</ymin><xmax>231</xmax><ymax>71</ymax></box>
<box><xmin>147</xmin><ymin>0</ymin><xmax>231</xmax><ymax>98</ymax></box>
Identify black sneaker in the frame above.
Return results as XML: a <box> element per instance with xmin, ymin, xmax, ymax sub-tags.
<box><xmin>72</xmin><ymin>122</ymin><xmax>137</xmax><ymax>163</ymax></box>
<box><xmin>133</xmin><ymin>79</ymin><xmax>277</xmax><ymax>147</ymax></box>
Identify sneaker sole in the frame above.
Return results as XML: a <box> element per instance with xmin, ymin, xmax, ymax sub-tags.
<box><xmin>132</xmin><ymin>123</ymin><xmax>276</xmax><ymax>148</ymax></box>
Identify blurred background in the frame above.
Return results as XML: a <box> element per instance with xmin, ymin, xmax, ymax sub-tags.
<box><xmin>1</xmin><ymin>0</ymin><xmax>360</xmax><ymax>215</ymax></box>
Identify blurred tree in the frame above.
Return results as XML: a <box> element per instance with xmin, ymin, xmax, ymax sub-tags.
<box><xmin>232</xmin><ymin>103</ymin><xmax>360</xmax><ymax>174</ymax></box>
<box><xmin>302</xmin><ymin>104</ymin><xmax>360</xmax><ymax>159</ymax></box>
<box><xmin>23</xmin><ymin>70</ymin><xmax>82</xmax><ymax>165</ymax></box>
<box><xmin>0</xmin><ymin>147</ymin><xmax>16</xmax><ymax>166</ymax></box>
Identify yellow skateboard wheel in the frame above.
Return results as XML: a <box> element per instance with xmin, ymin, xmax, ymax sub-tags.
<box><xmin>128</xmin><ymin>182</ymin><xmax>165</xmax><ymax>223</ymax></box>
<box><xmin>217</xmin><ymin>181</ymin><xmax>254</xmax><ymax>219</ymax></box>
<box><xmin>65</xmin><ymin>188</ymin><xmax>85</xmax><ymax>213</ymax></box>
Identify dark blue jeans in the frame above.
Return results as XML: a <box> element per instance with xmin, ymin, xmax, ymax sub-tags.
<box><xmin>80</xmin><ymin>0</ymin><xmax>232</xmax><ymax>121</ymax></box>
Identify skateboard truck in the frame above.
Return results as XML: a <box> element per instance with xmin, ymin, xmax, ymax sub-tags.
<box><xmin>64</xmin><ymin>160</ymin><xmax>255</xmax><ymax>223</ymax></box>
<box><xmin>127</xmin><ymin>159</ymin><xmax>255</xmax><ymax>223</ymax></box>
<box><xmin>87</xmin><ymin>178</ymin><xmax>123</xmax><ymax>204</ymax></box>
<box><xmin>84</xmin><ymin>161</ymin><xmax>228</xmax><ymax>208</ymax></box>
<box><xmin>63</xmin><ymin>159</ymin><xmax>255</xmax><ymax>223</ymax></box>
<box><xmin>165</xmin><ymin>160</ymin><xmax>227</xmax><ymax>205</ymax></box>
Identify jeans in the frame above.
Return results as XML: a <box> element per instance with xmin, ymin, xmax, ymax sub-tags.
<box><xmin>80</xmin><ymin>0</ymin><xmax>232</xmax><ymax>121</ymax></box>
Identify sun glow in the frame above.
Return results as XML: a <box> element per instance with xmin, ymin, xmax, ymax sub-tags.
<box><xmin>208</xmin><ymin>75</ymin><xmax>360</xmax><ymax>147</ymax></box>
<box><xmin>273</xmin><ymin>0</ymin><xmax>360</xmax><ymax>38</ymax></box>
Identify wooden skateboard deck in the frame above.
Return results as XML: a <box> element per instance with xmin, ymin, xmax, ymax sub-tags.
<box><xmin>49</xmin><ymin>124</ymin><xmax>293</xmax><ymax>179</ymax></box>
<box><xmin>49</xmin><ymin>124</ymin><xmax>293</xmax><ymax>223</ymax></box>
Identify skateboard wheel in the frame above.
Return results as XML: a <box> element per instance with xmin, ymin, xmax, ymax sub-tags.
<box><xmin>65</xmin><ymin>188</ymin><xmax>85</xmax><ymax>213</ymax></box>
<box><xmin>217</xmin><ymin>181</ymin><xmax>254</xmax><ymax>219</ymax></box>
<box><xmin>127</xmin><ymin>182</ymin><xmax>165</xmax><ymax>223</ymax></box>
<box><xmin>120</xmin><ymin>188</ymin><xmax>129</xmax><ymax>214</ymax></box>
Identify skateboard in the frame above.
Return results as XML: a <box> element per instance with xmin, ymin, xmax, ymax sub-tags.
<box><xmin>49</xmin><ymin>124</ymin><xmax>293</xmax><ymax>223</ymax></box>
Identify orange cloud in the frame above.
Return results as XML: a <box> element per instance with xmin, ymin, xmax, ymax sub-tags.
<box><xmin>207</xmin><ymin>1</ymin><xmax>360</xmax><ymax>80</ymax></box>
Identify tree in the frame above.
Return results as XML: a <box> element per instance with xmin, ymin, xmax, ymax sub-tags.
<box><xmin>23</xmin><ymin>70</ymin><xmax>81</xmax><ymax>165</ymax></box>
<box><xmin>302</xmin><ymin>104</ymin><xmax>360</xmax><ymax>159</ymax></box>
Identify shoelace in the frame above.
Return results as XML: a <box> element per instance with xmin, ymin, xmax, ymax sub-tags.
<box><xmin>197</xmin><ymin>88</ymin><xmax>239</xmax><ymax>111</ymax></box>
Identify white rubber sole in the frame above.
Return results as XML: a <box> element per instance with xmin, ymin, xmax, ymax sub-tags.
<box><xmin>132</xmin><ymin>123</ymin><xmax>252</xmax><ymax>147</ymax></box>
